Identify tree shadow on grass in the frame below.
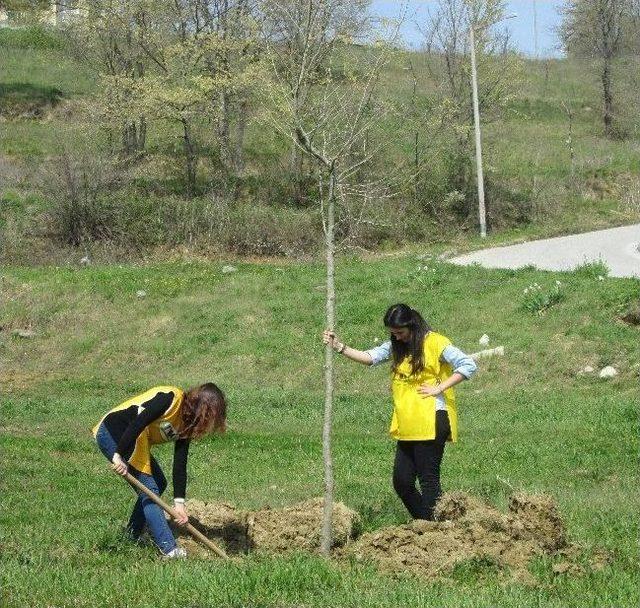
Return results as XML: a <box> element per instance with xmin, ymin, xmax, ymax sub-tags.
<box><xmin>0</xmin><ymin>82</ymin><xmax>64</xmax><ymax>117</ymax></box>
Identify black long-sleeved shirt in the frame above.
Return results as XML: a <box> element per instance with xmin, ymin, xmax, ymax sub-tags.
<box><xmin>102</xmin><ymin>391</ymin><xmax>190</xmax><ymax>498</ymax></box>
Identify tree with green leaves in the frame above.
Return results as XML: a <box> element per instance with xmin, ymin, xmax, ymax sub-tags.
<box><xmin>66</xmin><ymin>0</ymin><xmax>260</xmax><ymax>192</ymax></box>
<box><xmin>64</xmin><ymin>1</ymin><xmax>157</xmax><ymax>154</ymax></box>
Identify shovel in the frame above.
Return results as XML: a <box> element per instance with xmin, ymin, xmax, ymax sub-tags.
<box><xmin>123</xmin><ymin>471</ymin><xmax>229</xmax><ymax>560</ymax></box>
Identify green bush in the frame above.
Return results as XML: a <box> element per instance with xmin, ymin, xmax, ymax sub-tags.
<box><xmin>222</xmin><ymin>203</ymin><xmax>322</xmax><ymax>256</ymax></box>
<box><xmin>42</xmin><ymin>154</ymin><xmax>324</xmax><ymax>255</ymax></box>
<box><xmin>573</xmin><ymin>259</ymin><xmax>610</xmax><ymax>279</ymax></box>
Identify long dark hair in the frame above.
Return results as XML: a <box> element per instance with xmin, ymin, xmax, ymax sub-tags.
<box><xmin>180</xmin><ymin>382</ymin><xmax>227</xmax><ymax>439</ymax></box>
<box><xmin>384</xmin><ymin>303</ymin><xmax>432</xmax><ymax>376</ymax></box>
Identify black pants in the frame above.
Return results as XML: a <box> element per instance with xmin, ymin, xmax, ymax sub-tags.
<box><xmin>392</xmin><ymin>410</ymin><xmax>451</xmax><ymax>520</ymax></box>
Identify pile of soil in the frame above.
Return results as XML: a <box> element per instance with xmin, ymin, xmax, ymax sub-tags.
<box><xmin>343</xmin><ymin>491</ymin><xmax>568</xmax><ymax>581</ymax></box>
<box><xmin>175</xmin><ymin>498</ymin><xmax>359</xmax><ymax>557</ymax></box>
<box><xmin>173</xmin><ymin>491</ymin><xmax>596</xmax><ymax>582</ymax></box>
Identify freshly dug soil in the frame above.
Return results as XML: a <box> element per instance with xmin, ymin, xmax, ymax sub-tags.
<box><xmin>249</xmin><ymin>498</ymin><xmax>358</xmax><ymax>553</ymax></box>
<box><xmin>175</xmin><ymin>497</ymin><xmax>359</xmax><ymax>557</ymax></box>
<box><xmin>174</xmin><ymin>491</ymin><xmax>582</xmax><ymax>582</ymax></box>
<box><xmin>344</xmin><ymin>491</ymin><xmax>568</xmax><ymax>581</ymax></box>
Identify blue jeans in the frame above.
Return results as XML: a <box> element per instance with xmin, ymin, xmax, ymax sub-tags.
<box><xmin>95</xmin><ymin>423</ymin><xmax>177</xmax><ymax>554</ymax></box>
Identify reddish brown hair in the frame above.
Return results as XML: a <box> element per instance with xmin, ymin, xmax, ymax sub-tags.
<box><xmin>179</xmin><ymin>382</ymin><xmax>226</xmax><ymax>439</ymax></box>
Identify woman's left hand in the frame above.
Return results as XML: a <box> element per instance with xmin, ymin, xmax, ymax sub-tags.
<box><xmin>418</xmin><ymin>383</ymin><xmax>442</xmax><ymax>398</ymax></box>
<box><xmin>173</xmin><ymin>503</ymin><xmax>189</xmax><ymax>526</ymax></box>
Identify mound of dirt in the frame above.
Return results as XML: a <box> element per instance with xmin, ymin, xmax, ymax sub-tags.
<box><xmin>181</xmin><ymin>500</ymin><xmax>250</xmax><ymax>555</ymax></box>
<box><xmin>173</xmin><ymin>492</ymin><xmax>577</xmax><ymax>581</ymax></box>
<box><xmin>344</xmin><ymin>491</ymin><xmax>568</xmax><ymax>581</ymax></box>
<box><xmin>507</xmin><ymin>492</ymin><xmax>566</xmax><ymax>551</ymax></box>
<box><xmin>249</xmin><ymin>498</ymin><xmax>358</xmax><ymax>552</ymax></box>
<box><xmin>175</xmin><ymin>497</ymin><xmax>359</xmax><ymax>557</ymax></box>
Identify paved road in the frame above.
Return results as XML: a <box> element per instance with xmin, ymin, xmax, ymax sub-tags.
<box><xmin>449</xmin><ymin>223</ymin><xmax>640</xmax><ymax>278</ymax></box>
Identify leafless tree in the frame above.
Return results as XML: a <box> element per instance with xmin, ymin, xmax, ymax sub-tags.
<box><xmin>259</xmin><ymin>0</ymin><xmax>371</xmax><ymax>204</ymax></box>
<box><xmin>560</xmin><ymin>0</ymin><xmax>632</xmax><ymax>137</ymax></box>
<box><xmin>263</xmin><ymin>0</ymin><xmax>398</xmax><ymax>554</ymax></box>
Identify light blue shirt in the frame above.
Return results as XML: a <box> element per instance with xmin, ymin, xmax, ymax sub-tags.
<box><xmin>365</xmin><ymin>340</ymin><xmax>477</xmax><ymax>411</ymax></box>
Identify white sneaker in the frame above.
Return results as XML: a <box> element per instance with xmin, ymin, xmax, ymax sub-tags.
<box><xmin>162</xmin><ymin>546</ymin><xmax>187</xmax><ymax>559</ymax></box>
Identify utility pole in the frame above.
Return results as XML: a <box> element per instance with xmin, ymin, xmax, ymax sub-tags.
<box><xmin>469</xmin><ymin>25</ymin><xmax>487</xmax><ymax>238</ymax></box>
<box><xmin>469</xmin><ymin>13</ymin><xmax>516</xmax><ymax>239</ymax></box>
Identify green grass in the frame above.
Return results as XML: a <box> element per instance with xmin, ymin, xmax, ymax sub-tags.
<box><xmin>1</xmin><ymin>257</ymin><xmax>638</xmax><ymax>607</ymax></box>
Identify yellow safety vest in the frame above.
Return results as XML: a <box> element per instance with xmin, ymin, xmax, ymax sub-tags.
<box><xmin>389</xmin><ymin>332</ymin><xmax>458</xmax><ymax>442</ymax></box>
<box><xmin>92</xmin><ymin>386</ymin><xmax>185</xmax><ymax>475</ymax></box>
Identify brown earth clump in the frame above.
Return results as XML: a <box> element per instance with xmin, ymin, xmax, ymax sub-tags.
<box><xmin>181</xmin><ymin>500</ymin><xmax>250</xmax><ymax>555</ymax></box>
<box><xmin>344</xmin><ymin>491</ymin><xmax>567</xmax><ymax>581</ymax></box>
<box><xmin>249</xmin><ymin>498</ymin><xmax>359</xmax><ymax>553</ymax></box>
<box><xmin>173</xmin><ymin>491</ymin><xmax>579</xmax><ymax>583</ymax></box>
<box><xmin>507</xmin><ymin>492</ymin><xmax>566</xmax><ymax>551</ymax></box>
<box><xmin>174</xmin><ymin>497</ymin><xmax>359</xmax><ymax>557</ymax></box>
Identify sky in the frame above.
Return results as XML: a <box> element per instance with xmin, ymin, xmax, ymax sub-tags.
<box><xmin>370</xmin><ymin>0</ymin><xmax>565</xmax><ymax>58</ymax></box>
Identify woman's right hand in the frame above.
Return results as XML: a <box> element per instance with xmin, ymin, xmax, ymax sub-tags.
<box><xmin>322</xmin><ymin>330</ymin><xmax>342</xmax><ymax>351</ymax></box>
<box><xmin>111</xmin><ymin>452</ymin><xmax>128</xmax><ymax>476</ymax></box>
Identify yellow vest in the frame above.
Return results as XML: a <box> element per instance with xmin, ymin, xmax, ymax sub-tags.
<box><xmin>92</xmin><ymin>386</ymin><xmax>185</xmax><ymax>475</ymax></box>
<box><xmin>389</xmin><ymin>332</ymin><xmax>458</xmax><ymax>442</ymax></box>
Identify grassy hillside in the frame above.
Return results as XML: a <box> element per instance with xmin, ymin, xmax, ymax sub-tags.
<box><xmin>1</xmin><ymin>26</ymin><xmax>639</xmax><ymax>264</ymax></box>
<box><xmin>1</xmin><ymin>257</ymin><xmax>638</xmax><ymax>606</ymax></box>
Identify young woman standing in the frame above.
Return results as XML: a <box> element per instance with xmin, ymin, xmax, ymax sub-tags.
<box><xmin>93</xmin><ymin>383</ymin><xmax>226</xmax><ymax>557</ymax></box>
<box><xmin>323</xmin><ymin>303</ymin><xmax>477</xmax><ymax>520</ymax></box>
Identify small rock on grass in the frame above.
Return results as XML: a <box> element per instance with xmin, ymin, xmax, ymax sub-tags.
<box><xmin>136</xmin><ymin>290</ymin><xmax>147</xmax><ymax>298</ymax></box>
<box><xmin>222</xmin><ymin>265</ymin><xmax>237</xmax><ymax>274</ymax></box>
<box><xmin>599</xmin><ymin>366</ymin><xmax>617</xmax><ymax>379</ymax></box>
<box><xmin>13</xmin><ymin>329</ymin><xmax>36</xmax><ymax>338</ymax></box>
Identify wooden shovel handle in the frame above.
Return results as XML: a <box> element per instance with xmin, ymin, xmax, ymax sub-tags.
<box><xmin>123</xmin><ymin>471</ymin><xmax>229</xmax><ymax>560</ymax></box>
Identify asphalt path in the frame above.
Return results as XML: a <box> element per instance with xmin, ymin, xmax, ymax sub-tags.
<box><xmin>449</xmin><ymin>223</ymin><xmax>640</xmax><ymax>278</ymax></box>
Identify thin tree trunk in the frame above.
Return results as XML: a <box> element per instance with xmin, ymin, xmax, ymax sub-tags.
<box><xmin>181</xmin><ymin>118</ymin><xmax>197</xmax><ymax>196</ymax></box>
<box><xmin>137</xmin><ymin>115</ymin><xmax>147</xmax><ymax>152</ymax></box>
<box><xmin>219</xmin><ymin>90</ymin><xmax>231</xmax><ymax>170</ymax></box>
<box><xmin>320</xmin><ymin>165</ymin><xmax>336</xmax><ymax>556</ymax></box>
<box><xmin>601</xmin><ymin>57</ymin><xmax>614</xmax><ymax>137</ymax></box>
<box><xmin>122</xmin><ymin>122</ymin><xmax>131</xmax><ymax>153</ymax></box>
<box><xmin>233</xmin><ymin>98</ymin><xmax>248</xmax><ymax>175</ymax></box>
<box><xmin>290</xmin><ymin>144</ymin><xmax>305</xmax><ymax>205</ymax></box>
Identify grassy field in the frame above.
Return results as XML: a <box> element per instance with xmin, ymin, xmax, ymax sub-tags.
<box><xmin>1</xmin><ymin>256</ymin><xmax>638</xmax><ymax>607</ymax></box>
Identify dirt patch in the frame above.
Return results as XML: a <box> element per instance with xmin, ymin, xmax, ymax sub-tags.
<box><xmin>174</xmin><ymin>498</ymin><xmax>359</xmax><ymax>557</ymax></box>
<box><xmin>343</xmin><ymin>491</ymin><xmax>568</xmax><ymax>581</ymax></box>
<box><xmin>620</xmin><ymin>300</ymin><xmax>640</xmax><ymax>326</ymax></box>
<box><xmin>174</xmin><ymin>492</ymin><xmax>592</xmax><ymax>583</ymax></box>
